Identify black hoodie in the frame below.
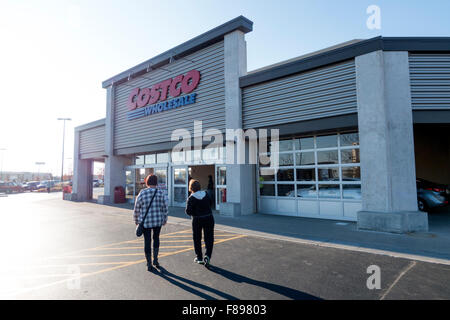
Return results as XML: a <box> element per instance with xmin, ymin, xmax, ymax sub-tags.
<box><xmin>185</xmin><ymin>191</ymin><xmax>213</xmax><ymax>218</ymax></box>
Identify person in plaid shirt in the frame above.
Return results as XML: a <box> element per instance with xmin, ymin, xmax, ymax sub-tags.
<box><xmin>133</xmin><ymin>174</ymin><xmax>168</xmax><ymax>271</ymax></box>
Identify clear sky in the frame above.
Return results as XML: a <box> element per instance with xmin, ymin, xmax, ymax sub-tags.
<box><xmin>0</xmin><ymin>0</ymin><xmax>449</xmax><ymax>176</ymax></box>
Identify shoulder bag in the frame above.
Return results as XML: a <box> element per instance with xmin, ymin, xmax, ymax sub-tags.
<box><xmin>135</xmin><ymin>189</ymin><xmax>158</xmax><ymax>237</ymax></box>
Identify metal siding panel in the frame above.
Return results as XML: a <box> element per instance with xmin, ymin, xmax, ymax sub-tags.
<box><xmin>242</xmin><ymin>60</ymin><xmax>357</xmax><ymax>129</ymax></box>
<box><xmin>79</xmin><ymin>125</ymin><xmax>105</xmax><ymax>156</ymax></box>
<box><xmin>409</xmin><ymin>54</ymin><xmax>450</xmax><ymax>110</ymax></box>
<box><xmin>113</xmin><ymin>41</ymin><xmax>225</xmax><ymax>151</ymax></box>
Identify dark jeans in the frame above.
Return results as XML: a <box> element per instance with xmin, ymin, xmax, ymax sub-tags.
<box><xmin>143</xmin><ymin>227</ymin><xmax>161</xmax><ymax>265</ymax></box>
<box><xmin>192</xmin><ymin>215</ymin><xmax>215</xmax><ymax>260</ymax></box>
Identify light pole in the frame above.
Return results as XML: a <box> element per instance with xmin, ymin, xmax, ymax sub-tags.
<box><xmin>35</xmin><ymin>162</ymin><xmax>45</xmax><ymax>181</ymax></box>
<box><xmin>57</xmin><ymin>118</ymin><xmax>71</xmax><ymax>184</ymax></box>
<box><xmin>0</xmin><ymin>148</ymin><xmax>6</xmax><ymax>181</ymax></box>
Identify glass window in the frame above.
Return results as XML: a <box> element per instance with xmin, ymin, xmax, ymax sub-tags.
<box><xmin>340</xmin><ymin>132</ymin><xmax>359</xmax><ymax>147</ymax></box>
<box><xmin>277</xmin><ymin>169</ymin><xmax>294</xmax><ymax>181</ymax></box>
<box><xmin>186</xmin><ymin>149</ymin><xmax>202</xmax><ymax>162</ymax></box>
<box><xmin>174</xmin><ymin>187</ymin><xmax>186</xmax><ymax>203</ymax></box>
<box><xmin>317</xmin><ymin>150</ymin><xmax>338</xmax><ymax>165</ymax></box>
<box><xmin>294</xmin><ymin>137</ymin><xmax>314</xmax><ymax>150</ymax></box>
<box><xmin>157</xmin><ymin>153</ymin><xmax>169</xmax><ymax>163</ymax></box>
<box><xmin>296</xmin><ymin>168</ymin><xmax>315</xmax><ymax>181</ymax></box>
<box><xmin>135</xmin><ymin>168</ymin><xmax>146</xmax><ymax>195</ymax></box>
<box><xmin>342</xmin><ymin>166</ymin><xmax>361</xmax><ymax>181</ymax></box>
<box><xmin>341</xmin><ymin>149</ymin><xmax>360</xmax><ymax>164</ymax></box>
<box><xmin>145</xmin><ymin>154</ymin><xmax>156</xmax><ymax>164</ymax></box>
<box><xmin>125</xmin><ymin>170</ymin><xmax>134</xmax><ymax>200</ymax></box>
<box><xmin>343</xmin><ymin>184</ymin><xmax>361</xmax><ymax>200</ymax></box>
<box><xmin>316</xmin><ymin>134</ymin><xmax>337</xmax><ymax>149</ymax></box>
<box><xmin>155</xmin><ymin>169</ymin><xmax>168</xmax><ymax>196</ymax></box>
<box><xmin>279</xmin><ymin>139</ymin><xmax>293</xmax><ymax>152</ymax></box>
<box><xmin>171</xmin><ymin>151</ymin><xmax>184</xmax><ymax>163</ymax></box>
<box><xmin>260</xmin><ymin>184</ymin><xmax>275</xmax><ymax>196</ymax></box>
<box><xmin>319</xmin><ymin>184</ymin><xmax>340</xmax><ymax>199</ymax></box>
<box><xmin>203</xmin><ymin>147</ymin><xmax>219</xmax><ymax>162</ymax></box>
<box><xmin>277</xmin><ymin>184</ymin><xmax>295</xmax><ymax>197</ymax></box>
<box><xmin>257</xmin><ymin>131</ymin><xmax>361</xmax><ymax>204</ymax></box>
<box><xmin>174</xmin><ymin>168</ymin><xmax>186</xmax><ymax>184</ymax></box>
<box><xmin>259</xmin><ymin>168</ymin><xmax>275</xmax><ymax>181</ymax></box>
<box><xmin>297</xmin><ymin>184</ymin><xmax>317</xmax><ymax>199</ymax></box>
<box><xmin>217</xmin><ymin>166</ymin><xmax>226</xmax><ymax>185</ymax></box>
<box><xmin>318</xmin><ymin>168</ymin><xmax>340</xmax><ymax>181</ymax></box>
<box><xmin>296</xmin><ymin>152</ymin><xmax>315</xmax><ymax>166</ymax></box>
<box><xmin>135</xmin><ymin>155</ymin><xmax>144</xmax><ymax>165</ymax></box>
<box><xmin>278</xmin><ymin>153</ymin><xmax>294</xmax><ymax>166</ymax></box>
<box><xmin>217</xmin><ymin>187</ymin><xmax>227</xmax><ymax>204</ymax></box>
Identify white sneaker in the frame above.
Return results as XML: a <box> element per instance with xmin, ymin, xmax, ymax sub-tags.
<box><xmin>194</xmin><ymin>257</ymin><xmax>204</xmax><ymax>264</ymax></box>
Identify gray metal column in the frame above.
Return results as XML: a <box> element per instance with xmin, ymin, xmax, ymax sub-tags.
<box><xmin>71</xmin><ymin>130</ymin><xmax>92</xmax><ymax>202</ymax></box>
<box><xmin>100</xmin><ymin>84</ymin><xmax>130</xmax><ymax>204</ymax></box>
<box><xmin>356</xmin><ymin>50</ymin><xmax>428</xmax><ymax>233</ymax></box>
<box><xmin>220</xmin><ymin>30</ymin><xmax>256</xmax><ymax>217</ymax></box>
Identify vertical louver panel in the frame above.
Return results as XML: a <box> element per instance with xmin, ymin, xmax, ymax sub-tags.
<box><xmin>113</xmin><ymin>41</ymin><xmax>225</xmax><ymax>153</ymax></box>
<box><xmin>409</xmin><ymin>54</ymin><xmax>450</xmax><ymax>110</ymax></box>
<box><xmin>79</xmin><ymin>125</ymin><xmax>105</xmax><ymax>156</ymax></box>
<box><xmin>242</xmin><ymin>60</ymin><xmax>357</xmax><ymax>129</ymax></box>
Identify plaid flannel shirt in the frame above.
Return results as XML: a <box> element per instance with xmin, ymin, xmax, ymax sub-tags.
<box><xmin>133</xmin><ymin>188</ymin><xmax>168</xmax><ymax>228</ymax></box>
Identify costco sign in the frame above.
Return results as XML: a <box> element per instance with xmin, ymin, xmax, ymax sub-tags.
<box><xmin>126</xmin><ymin>69</ymin><xmax>201</xmax><ymax>120</ymax></box>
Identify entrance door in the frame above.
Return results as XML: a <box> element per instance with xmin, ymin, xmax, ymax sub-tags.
<box><xmin>172</xmin><ymin>165</ymin><xmax>188</xmax><ymax>207</ymax></box>
<box><xmin>125</xmin><ymin>169</ymin><xmax>134</xmax><ymax>203</ymax></box>
<box><xmin>215</xmin><ymin>165</ymin><xmax>227</xmax><ymax>210</ymax></box>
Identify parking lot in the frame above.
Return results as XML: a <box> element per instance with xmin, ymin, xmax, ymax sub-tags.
<box><xmin>1</xmin><ymin>192</ymin><xmax>450</xmax><ymax>300</ymax></box>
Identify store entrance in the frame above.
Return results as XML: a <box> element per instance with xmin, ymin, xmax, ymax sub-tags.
<box><xmin>172</xmin><ymin>164</ymin><xmax>226</xmax><ymax>210</ymax></box>
<box><xmin>188</xmin><ymin>165</ymin><xmax>216</xmax><ymax>209</ymax></box>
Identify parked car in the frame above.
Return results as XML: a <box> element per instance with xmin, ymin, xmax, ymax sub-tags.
<box><xmin>37</xmin><ymin>180</ymin><xmax>55</xmax><ymax>190</ymax></box>
<box><xmin>417</xmin><ymin>178</ymin><xmax>450</xmax><ymax>212</ymax></box>
<box><xmin>93</xmin><ymin>179</ymin><xmax>100</xmax><ymax>187</ymax></box>
<box><xmin>22</xmin><ymin>181</ymin><xmax>40</xmax><ymax>191</ymax></box>
<box><xmin>0</xmin><ymin>181</ymin><xmax>24</xmax><ymax>194</ymax></box>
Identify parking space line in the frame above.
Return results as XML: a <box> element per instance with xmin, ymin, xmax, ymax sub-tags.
<box><xmin>54</xmin><ymin>229</ymin><xmax>194</xmax><ymax>256</ymax></box>
<box><xmin>5</xmin><ymin>233</ymin><xmax>247</xmax><ymax>298</ymax></box>
<box><xmin>26</xmin><ymin>262</ymin><xmax>136</xmax><ymax>268</ymax></box>
<box><xmin>380</xmin><ymin>261</ymin><xmax>417</xmax><ymax>300</ymax></box>
<box><xmin>87</xmin><ymin>245</ymin><xmax>193</xmax><ymax>250</ymax></box>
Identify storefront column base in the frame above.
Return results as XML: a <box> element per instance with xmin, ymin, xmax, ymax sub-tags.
<box><xmin>67</xmin><ymin>193</ymin><xmax>78</xmax><ymax>201</ymax></box>
<box><xmin>357</xmin><ymin>210</ymin><xmax>428</xmax><ymax>234</ymax></box>
<box><xmin>98</xmin><ymin>195</ymin><xmax>111</xmax><ymax>205</ymax></box>
<box><xmin>220</xmin><ymin>203</ymin><xmax>241</xmax><ymax>217</ymax></box>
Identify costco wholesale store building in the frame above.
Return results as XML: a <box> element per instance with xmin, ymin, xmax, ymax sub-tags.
<box><xmin>70</xmin><ymin>16</ymin><xmax>450</xmax><ymax>233</ymax></box>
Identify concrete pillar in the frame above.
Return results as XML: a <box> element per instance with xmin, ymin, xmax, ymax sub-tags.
<box><xmin>71</xmin><ymin>129</ymin><xmax>92</xmax><ymax>201</ymax></box>
<box><xmin>99</xmin><ymin>84</ymin><xmax>131</xmax><ymax>204</ymax></box>
<box><xmin>220</xmin><ymin>30</ymin><xmax>256</xmax><ymax>217</ymax></box>
<box><xmin>356</xmin><ymin>50</ymin><xmax>428</xmax><ymax>233</ymax></box>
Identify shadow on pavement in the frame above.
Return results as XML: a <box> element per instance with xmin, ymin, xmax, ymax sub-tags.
<box><xmin>206</xmin><ymin>265</ymin><xmax>321</xmax><ymax>300</ymax></box>
<box><xmin>154</xmin><ymin>266</ymin><xmax>238</xmax><ymax>300</ymax></box>
<box><xmin>153</xmin><ymin>265</ymin><xmax>320</xmax><ymax>300</ymax></box>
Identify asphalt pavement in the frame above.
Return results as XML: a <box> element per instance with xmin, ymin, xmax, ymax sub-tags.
<box><xmin>0</xmin><ymin>192</ymin><xmax>449</xmax><ymax>300</ymax></box>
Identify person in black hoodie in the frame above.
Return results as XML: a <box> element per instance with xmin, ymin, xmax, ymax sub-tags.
<box><xmin>185</xmin><ymin>179</ymin><xmax>214</xmax><ymax>266</ymax></box>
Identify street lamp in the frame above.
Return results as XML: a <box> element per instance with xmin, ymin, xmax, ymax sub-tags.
<box><xmin>35</xmin><ymin>162</ymin><xmax>45</xmax><ymax>181</ymax></box>
<box><xmin>0</xmin><ymin>148</ymin><xmax>6</xmax><ymax>181</ymax></box>
<box><xmin>57</xmin><ymin>118</ymin><xmax>71</xmax><ymax>184</ymax></box>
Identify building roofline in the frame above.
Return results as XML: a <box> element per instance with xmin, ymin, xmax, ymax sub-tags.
<box><xmin>240</xmin><ymin>36</ymin><xmax>450</xmax><ymax>88</ymax></box>
<box><xmin>75</xmin><ymin>118</ymin><xmax>106</xmax><ymax>132</ymax></box>
<box><xmin>102</xmin><ymin>15</ymin><xmax>253</xmax><ymax>89</ymax></box>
